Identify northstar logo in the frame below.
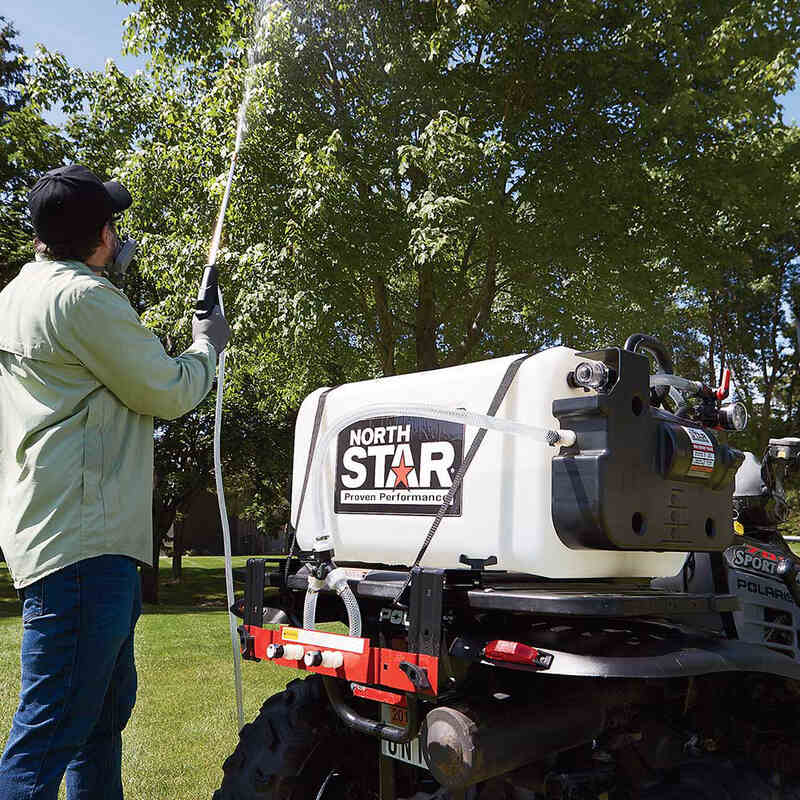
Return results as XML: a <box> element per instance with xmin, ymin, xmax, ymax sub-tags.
<box><xmin>335</xmin><ymin>416</ymin><xmax>464</xmax><ymax>516</ymax></box>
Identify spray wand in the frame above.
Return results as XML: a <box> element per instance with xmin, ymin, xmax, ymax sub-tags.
<box><xmin>195</xmin><ymin>0</ymin><xmax>276</xmax><ymax>734</ymax></box>
<box><xmin>195</xmin><ymin>68</ymin><xmax>252</xmax><ymax>733</ymax></box>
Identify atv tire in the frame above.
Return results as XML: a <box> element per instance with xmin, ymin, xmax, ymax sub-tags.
<box><xmin>212</xmin><ymin>676</ymin><xmax>377</xmax><ymax>799</ymax></box>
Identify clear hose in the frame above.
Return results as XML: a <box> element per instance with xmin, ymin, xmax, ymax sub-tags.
<box><xmin>303</xmin><ymin>585</ymin><xmax>319</xmax><ymax>630</ymax></box>
<box><xmin>296</xmin><ymin>402</ymin><xmax>576</xmax><ymax>544</ymax></box>
<box><xmin>303</xmin><ymin>570</ymin><xmax>363</xmax><ymax>636</ymax></box>
<box><xmin>338</xmin><ymin>583</ymin><xmax>362</xmax><ymax>637</ymax></box>
<box><xmin>207</xmin><ymin>0</ymin><xmax>284</xmax><ymax>734</ymax></box>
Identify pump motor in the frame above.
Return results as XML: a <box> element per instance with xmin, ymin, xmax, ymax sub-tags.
<box><xmin>552</xmin><ymin>347</ymin><xmax>743</xmax><ymax>551</ymax></box>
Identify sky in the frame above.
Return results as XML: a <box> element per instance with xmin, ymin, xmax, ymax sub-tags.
<box><xmin>4</xmin><ymin>0</ymin><xmax>800</xmax><ymax>122</ymax></box>
<box><xmin>5</xmin><ymin>0</ymin><xmax>145</xmax><ymax>76</ymax></box>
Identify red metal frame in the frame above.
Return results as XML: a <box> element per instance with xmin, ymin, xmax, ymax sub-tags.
<box><xmin>351</xmin><ymin>684</ymin><xmax>407</xmax><ymax>705</ymax></box>
<box><xmin>244</xmin><ymin>625</ymin><xmax>439</xmax><ymax>695</ymax></box>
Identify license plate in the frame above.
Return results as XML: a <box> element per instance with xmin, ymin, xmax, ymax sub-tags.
<box><xmin>380</xmin><ymin>705</ymin><xmax>429</xmax><ymax>770</ymax></box>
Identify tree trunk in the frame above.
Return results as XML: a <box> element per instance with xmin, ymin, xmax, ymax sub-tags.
<box><xmin>794</xmin><ymin>301</ymin><xmax>800</xmax><ymax>428</ymax></box>
<box><xmin>374</xmin><ymin>276</ymin><xmax>396</xmax><ymax>376</ymax></box>
<box><xmin>172</xmin><ymin>518</ymin><xmax>183</xmax><ymax>581</ymax></box>
<box><xmin>141</xmin><ymin>470</ymin><xmax>180</xmax><ymax>603</ymax></box>
<box><xmin>140</xmin><ymin>525</ymin><xmax>161</xmax><ymax>604</ymax></box>
<box><xmin>707</xmin><ymin>294</ymin><xmax>717</xmax><ymax>387</ymax></box>
<box><xmin>141</xmin><ymin>470</ymin><xmax>161</xmax><ymax>604</ymax></box>
<box><xmin>758</xmin><ymin>387</ymin><xmax>774</xmax><ymax>454</ymax></box>
<box><xmin>443</xmin><ymin>234</ymin><xmax>498</xmax><ymax>368</ymax></box>
<box><xmin>415</xmin><ymin>260</ymin><xmax>438</xmax><ymax>371</ymax></box>
<box><xmin>230</xmin><ymin>515</ymin><xmax>239</xmax><ymax>556</ymax></box>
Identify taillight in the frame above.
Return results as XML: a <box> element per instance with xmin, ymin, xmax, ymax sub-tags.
<box><xmin>484</xmin><ymin>640</ymin><xmax>553</xmax><ymax>669</ymax></box>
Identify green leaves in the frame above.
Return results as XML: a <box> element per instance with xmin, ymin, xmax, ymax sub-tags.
<box><xmin>4</xmin><ymin>0</ymin><xmax>800</xmax><ymax>527</ymax></box>
<box><xmin>0</xmin><ymin>21</ymin><xmax>71</xmax><ymax>284</ymax></box>
<box><xmin>0</xmin><ymin>16</ymin><xmax>26</xmax><ymax>122</ymax></box>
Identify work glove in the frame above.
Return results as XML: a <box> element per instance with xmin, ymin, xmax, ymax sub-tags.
<box><xmin>192</xmin><ymin>305</ymin><xmax>231</xmax><ymax>355</ymax></box>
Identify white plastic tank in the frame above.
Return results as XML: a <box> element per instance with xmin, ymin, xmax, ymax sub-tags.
<box><xmin>291</xmin><ymin>347</ymin><xmax>687</xmax><ymax>578</ymax></box>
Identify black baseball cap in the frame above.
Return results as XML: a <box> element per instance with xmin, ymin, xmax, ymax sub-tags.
<box><xmin>28</xmin><ymin>165</ymin><xmax>132</xmax><ymax>246</ymax></box>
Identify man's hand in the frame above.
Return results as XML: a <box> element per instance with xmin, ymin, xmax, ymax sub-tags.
<box><xmin>192</xmin><ymin>306</ymin><xmax>231</xmax><ymax>355</ymax></box>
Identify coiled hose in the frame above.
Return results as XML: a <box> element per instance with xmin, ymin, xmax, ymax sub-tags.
<box><xmin>339</xmin><ymin>583</ymin><xmax>361</xmax><ymax>636</ymax></box>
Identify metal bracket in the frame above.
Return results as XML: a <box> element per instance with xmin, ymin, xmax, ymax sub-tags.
<box><xmin>449</xmin><ymin>636</ymin><xmax>485</xmax><ymax>662</ymax></box>
<box><xmin>244</xmin><ymin>558</ymin><xmax>266</xmax><ymax>628</ymax></box>
<box><xmin>237</xmin><ymin>625</ymin><xmax>258</xmax><ymax>662</ymax></box>
<box><xmin>408</xmin><ymin>567</ymin><xmax>444</xmax><ymax>657</ymax></box>
<box><xmin>323</xmin><ymin>677</ymin><xmax>421</xmax><ymax>744</ymax></box>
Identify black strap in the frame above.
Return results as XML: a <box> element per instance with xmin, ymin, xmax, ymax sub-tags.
<box><xmin>393</xmin><ymin>353</ymin><xmax>534</xmax><ymax>604</ymax></box>
<box><xmin>284</xmin><ymin>387</ymin><xmax>335</xmax><ymax>583</ymax></box>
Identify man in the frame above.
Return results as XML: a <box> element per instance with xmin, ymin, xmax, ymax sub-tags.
<box><xmin>0</xmin><ymin>164</ymin><xmax>230</xmax><ymax>798</ymax></box>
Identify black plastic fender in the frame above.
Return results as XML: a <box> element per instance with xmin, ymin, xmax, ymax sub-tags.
<box><xmin>475</xmin><ymin>620</ymin><xmax>800</xmax><ymax>680</ymax></box>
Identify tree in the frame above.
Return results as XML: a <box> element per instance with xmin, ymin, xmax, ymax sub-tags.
<box><xmin>0</xmin><ymin>16</ymin><xmax>25</xmax><ymax>118</ymax></box>
<box><xmin>221</xmin><ymin>0</ymin><xmax>800</xmax><ymax>380</ymax></box>
<box><xmin>0</xmin><ymin>18</ymin><xmax>70</xmax><ymax>284</ymax></box>
<box><xmin>666</xmin><ymin>115</ymin><xmax>800</xmax><ymax>449</ymax></box>
<box><xmin>11</xmin><ymin>0</ymin><xmax>800</xmax><ymax>571</ymax></box>
<box><xmin>702</xmin><ymin>235</ymin><xmax>800</xmax><ymax>453</ymax></box>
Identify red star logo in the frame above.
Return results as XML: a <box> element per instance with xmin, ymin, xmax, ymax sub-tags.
<box><xmin>390</xmin><ymin>453</ymin><xmax>413</xmax><ymax>489</ymax></box>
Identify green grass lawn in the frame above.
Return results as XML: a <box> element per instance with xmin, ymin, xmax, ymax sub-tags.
<box><xmin>0</xmin><ymin>556</ymin><xmax>297</xmax><ymax>799</ymax></box>
<box><xmin>4</xmin><ymin>547</ymin><xmax>799</xmax><ymax>797</ymax></box>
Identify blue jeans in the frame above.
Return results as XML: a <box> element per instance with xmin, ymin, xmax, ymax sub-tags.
<box><xmin>0</xmin><ymin>555</ymin><xmax>141</xmax><ymax>799</ymax></box>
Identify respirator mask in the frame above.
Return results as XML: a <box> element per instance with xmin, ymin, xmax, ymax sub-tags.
<box><xmin>108</xmin><ymin>222</ymin><xmax>138</xmax><ymax>275</ymax></box>
<box><xmin>113</xmin><ymin>237</ymin><xmax>138</xmax><ymax>274</ymax></box>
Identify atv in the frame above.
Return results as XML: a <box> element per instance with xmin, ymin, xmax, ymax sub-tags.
<box><xmin>214</xmin><ymin>335</ymin><xmax>800</xmax><ymax>800</ymax></box>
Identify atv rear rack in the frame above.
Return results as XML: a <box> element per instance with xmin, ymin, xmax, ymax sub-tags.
<box><xmin>286</xmin><ymin>568</ymin><xmax>740</xmax><ymax>618</ymax></box>
<box><xmin>232</xmin><ymin>557</ymin><xmax>800</xmax><ymax>756</ymax></box>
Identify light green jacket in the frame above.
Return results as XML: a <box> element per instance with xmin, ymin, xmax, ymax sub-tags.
<box><xmin>0</xmin><ymin>259</ymin><xmax>217</xmax><ymax>589</ymax></box>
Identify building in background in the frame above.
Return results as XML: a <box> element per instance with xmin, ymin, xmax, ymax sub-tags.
<box><xmin>165</xmin><ymin>491</ymin><xmax>289</xmax><ymax>557</ymax></box>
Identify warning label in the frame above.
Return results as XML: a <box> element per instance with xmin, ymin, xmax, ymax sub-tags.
<box><xmin>683</xmin><ymin>426</ymin><xmax>715</xmax><ymax>478</ymax></box>
<box><xmin>335</xmin><ymin>416</ymin><xmax>464</xmax><ymax>516</ymax></box>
